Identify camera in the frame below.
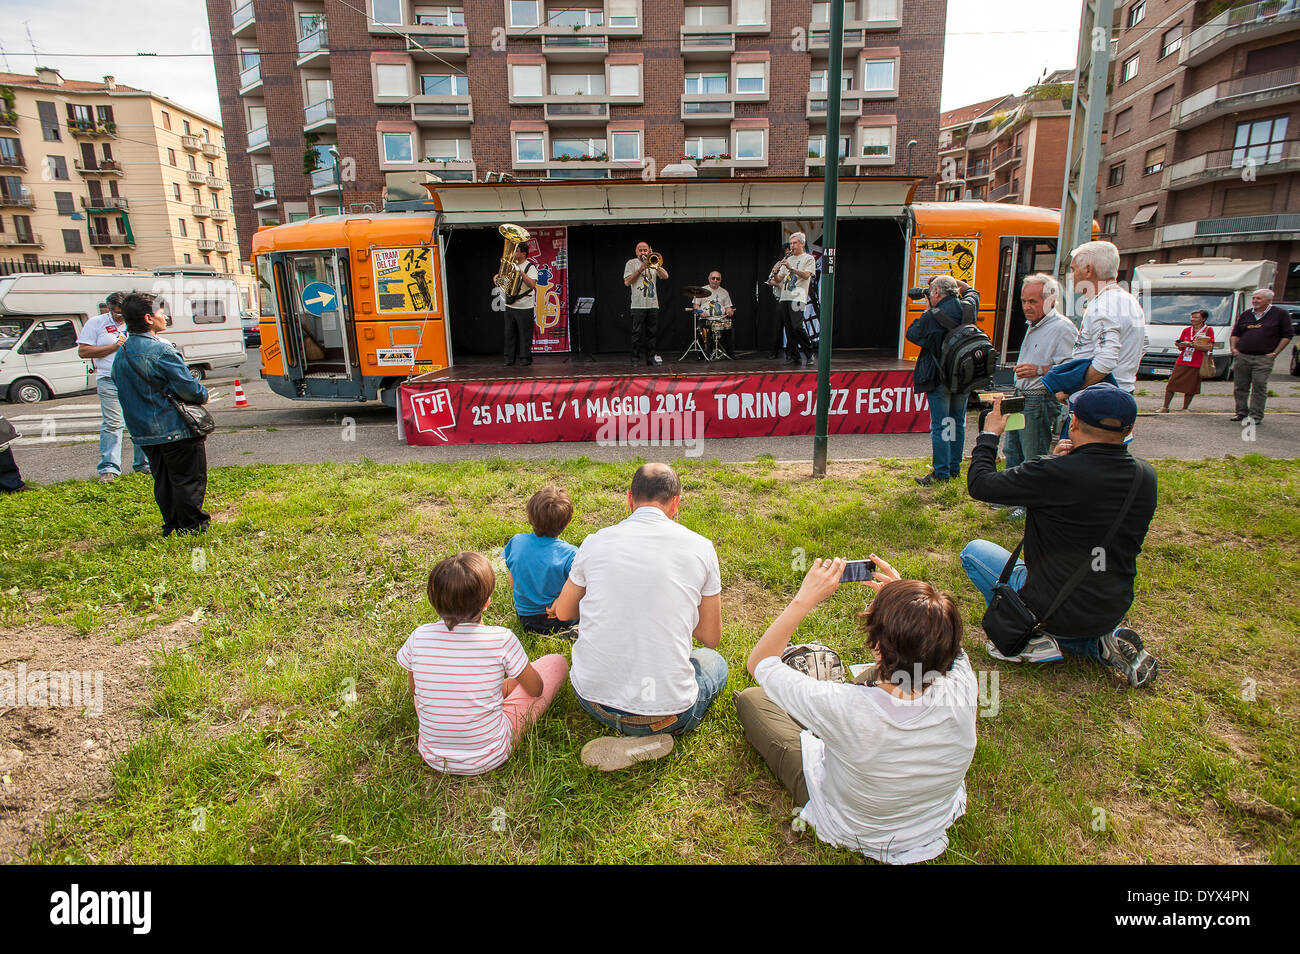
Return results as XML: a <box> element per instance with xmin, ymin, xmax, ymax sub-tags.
<box><xmin>907</xmin><ymin>287</ymin><xmax>930</xmax><ymax>301</ymax></box>
<box><xmin>975</xmin><ymin>391</ymin><xmax>1026</xmax><ymax>432</ymax></box>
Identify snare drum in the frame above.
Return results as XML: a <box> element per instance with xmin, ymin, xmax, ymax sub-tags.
<box><xmin>708</xmin><ymin>317</ymin><xmax>732</xmax><ymax>333</ymax></box>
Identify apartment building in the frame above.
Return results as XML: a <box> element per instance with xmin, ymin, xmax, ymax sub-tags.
<box><xmin>205</xmin><ymin>0</ymin><xmax>946</xmax><ymax>259</ymax></box>
<box><xmin>1097</xmin><ymin>0</ymin><xmax>1299</xmax><ymax>297</ymax></box>
<box><xmin>936</xmin><ymin>71</ymin><xmax>1072</xmax><ymax>206</ymax></box>
<box><xmin>0</xmin><ymin>68</ymin><xmax>245</xmax><ymax>276</ymax></box>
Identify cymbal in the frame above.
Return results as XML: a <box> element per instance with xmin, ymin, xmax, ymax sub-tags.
<box><xmin>682</xmin><ymin>285</ymin><xmax>709</xmax><ymax>297</ymax></box>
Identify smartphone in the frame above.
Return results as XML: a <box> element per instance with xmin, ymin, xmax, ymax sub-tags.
<box><xmin>841</xmin><ymin>559</ymin><xmax>876</xmax><ymax>582</ymax></box>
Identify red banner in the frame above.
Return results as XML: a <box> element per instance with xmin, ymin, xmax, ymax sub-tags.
<box><xmin>528</xmin><ymin>227</ymin><xmax>569</xmax><ymax>353</ymax></box>
<box><xmin>401</xmin><ymin>369</ymin><xmax>928</xmax><ymax>447</ymax></box>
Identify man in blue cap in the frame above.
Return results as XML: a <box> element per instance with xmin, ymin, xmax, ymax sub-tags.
<box><xmin>959</xmin><ymin>384</ymin><xmax>1159</xmax><ymax>688</ymax></box>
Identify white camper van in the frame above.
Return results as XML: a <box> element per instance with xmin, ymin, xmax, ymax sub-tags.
<box><xmin>1133</xmin><ymin>259</ymin><xmax>1278</xmax><ymax>381</ymax></box>
<box><xmin>0</xmin><ymin>270</ymin><xmax>245</xmax><ymax>404</ymax></box>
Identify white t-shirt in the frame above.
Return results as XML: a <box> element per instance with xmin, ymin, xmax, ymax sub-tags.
<box><xmin>396</xmin><ymin>621</ymin><xmax>529</xmax><ymax>776</ymax></box>
<box><xmin>1072</xmin><ymin>285</ymin><xmax>1145</xmax><ymax>393</ymax></box>
<box><xmin>507</xmin><ymin>261</ymin><xmax>539</xmax><ymax>310</ymax></box>
<box><xmin>569</xmin><ymin>506</ymin><xmax>722</xmax><ymax>715</ymax></box>
<box><xmin>625</xmin><ymin>258</ymin><xmax>659</xmax><ymax>309</ymax></box>
<box><xmin>76</xmin><ymin>312</ymin><xmax>126</xmax><ymax>379</ymax></box>
<box><xmin>777</xmin><ymin>252</ymin><xmax>817</xmax><ymax>305</ymax></box>
<box><xmin>754</xmin><ymin>652</ymin><xmax>978</xmax><ymax>864</ymax></box>
<box><xmin>693</xmin><ymin>287</ymin><xmax>733</xmax><ymax>317</ymax></box>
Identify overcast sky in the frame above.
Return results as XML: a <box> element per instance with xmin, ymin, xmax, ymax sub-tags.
<box><xmin>0</xmin><ymin>0</ymin><xmax>1083</xmax><ymax>120</ymax></box>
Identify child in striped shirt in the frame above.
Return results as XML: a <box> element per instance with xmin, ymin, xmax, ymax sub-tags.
<box><xmin>397</xmin><ymin>552</ymin><xmax>568</xmax><ymax>776</ymax></box>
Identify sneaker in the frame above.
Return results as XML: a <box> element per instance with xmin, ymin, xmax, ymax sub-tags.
<box><xmin>1008</xmin><ymin>507</ymin><xmax>1027</xmax><ymax>520</ymax></box>
<box><xmin>580</xmin><ymin>734</ymin><xmax>673</xmax><ymax>771</ymax></box>
<box><xmin>97</xmin><ymin>472</ymin><xmax>118</xmax><ymax>484</ymax></box>
<box><xmin>1099</xmin><ymin>626</ymin><xmax>1158</xmax><ymax>688</ymax></box>
<box><xmin>653</xmin><ymin>354</ymin><xmax>663</xmax><ymax>365</ymax></box>
<box><xmin>986</xmin><ymin>635</ymin><xmax>1063</xmax><ymax>664</ymax></box>
<box><xmin>1230</xmin><ymin>413</ymin><xmax>1247</xmax><ymax>422</ymax></box>
<box><xmin>914</xmin><ymin>472</ymin><xmax>949</xmax><ymax>486</ymax></box>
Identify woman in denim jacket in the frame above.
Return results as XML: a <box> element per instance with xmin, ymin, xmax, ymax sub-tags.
<box><xmin>111</xmin><ymin>293</ymin><xmax>211</xmax><ymax>535</ymax></box>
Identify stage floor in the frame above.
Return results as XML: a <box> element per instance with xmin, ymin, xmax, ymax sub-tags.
<box><xmin>421</xmin><ymin>348</ymin><xmax>910</xmax><ymax>383</ymax></box>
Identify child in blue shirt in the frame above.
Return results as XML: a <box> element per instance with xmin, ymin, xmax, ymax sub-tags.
<box><xmin>504</xmin><ymin>485</ymin><xmax>579</xmax><ymax>636</ymax></box>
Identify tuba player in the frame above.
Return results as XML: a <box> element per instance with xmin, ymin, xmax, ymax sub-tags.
<box><xmin>494</xmin><ymin>240</ymin><xmax>540</xmax><ymax>366</ymax></box>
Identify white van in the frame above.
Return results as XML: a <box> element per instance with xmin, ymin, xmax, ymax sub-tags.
<box><xmin>0</xmin><ymin>270</ymin><xmax>246</xmax><ymax>404</ymax></box>
<box><xmin>1133</xmin><ymin>258</ymin><xmax>1278</xmax><ymax>380</ymax></box>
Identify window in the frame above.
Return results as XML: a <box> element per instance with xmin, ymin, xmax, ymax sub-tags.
<box><xmin>299</xmin><ymin>12</ymin><xmax>325</xmax><ymax>37</ymax></box>
<box><xmin>1120</xmin><ymin>55</ymin><xmax>1139</xmax><ymax>83</ymax></box>
<box><xmin>1233</xmin><ymin>116</ymin><xmax>1289</xmax><ymax>167</ymax></box>
<box><xmin>192</xmin><ymin>299</ymin><xmax>228</xmax><ymax>324</ymax></box>
<box><xmin>683</xmin><ymin>136</ymin><xmax>728</xmax><ymax>159</ymax></box>
<box><xmin>44</xmin><ymin>156</ymin><xmax>69</xmax><ymax>180</ymax></box>
<box><xmin>1131</xmin><ymin>203</ymin><xmax>1158</xmax><ymax>227</ymax></box>
<box><xmin>861</xmin><ymin>126</ymin><xmax>892</xmax><ymax>157</ymax></box>
<box><xmin>736</xmin><ymin>63</ymin><xmax>765</xmax><ymax>94</ymax></box>
<box><xmin>1151</xmin><ymin>85</ymin><xmax>1174</xmax><ymax>118</ymax></box>
<box><xmin>1107</xmin><ymin>162</ymin><xmax>1125</xmax><ymax>187</ymax></box>
<box><xmin>611</xmin><ymin>130</ymin><xmax>640</xmax><ymax>160</ymax></box>
<box><xmin>1126</xmin><ymin>0</ymin><xmax>1145</xmax><ymax>29</ymax></box>
<box><xmin>684</xmin><ymin>5</ymin><xmax>728</xmax><ymax>26</ymax></box>
<box><xmin>736</xmin><ymin>0</ymin><xmax>765</xmax><ymax>25</ymax></box>
<box><xmin>160</xmin><ymin>109</ymin><xmax>171</xmax><ymax>130</ymax></box>
<box><xmin>862</xmin><ymin>59</ymin><xmax>896</xmax><ymax>92</ymax></box>
<box><xmin>383</xmin><ymin>132</ymin><xmax>414</xmax><ymax>163</ymax></box>
<box><xmin>101</xmin><ymin>254</ymin><xmax>115</xmax><ymax>267</ymax></box>
<box><xmin>1114</xmin><ymin>107</ymin><xmax>1132</xmax><ymax>135</ymax></box>
<box><xmin>198</xmin><ymin>222</ymin><xmax>207</xmax><ymax>239</ymax></box>
<box><xmin>426</xmin><ymin>137</ymin><xmax>471</xmax><ymax>161</ymax></box>
<box><xmin>509</xmin><ymin>0</ymin><xmax>540</xmax><ymax>27</ymax></box>
<box><xmin>1160</xmin><ymin>25</ymin><xmax>1182</xmax><ymax>59</ymax></box>
<box><xmin>122</xmin><ymin>254</ymin><xmax>131</xmax><ymax>268</ymax></box>
<box><xmin>62</xmin><ymin>229</ymin><xmax>83</xmax><ymax>254</ymax></box>
<box><xmin>183</xmin><ymin>119</ymin><xmax>192</xmax><ymax>134</ymax></box>
<box><xmin>372</xmin><ymin>0</ymin><xmax>402</xmax><ymax>24</ymax></box>
<box><xmin>178</xmin><ymin>218</ymin><xmax>187</xmax><ymax>236</ymax></box>
<box><xmin>515</xmin><ymin>133</ymin><xmax>544</xmax><ymax>162</ymax></box>
<box><xmin>809</xmin><ymin>70</ymin><xmax>853</xmax><ymax>93</ymax></box>
<box><xmin>808</xmin><ymin>134</ymin><xmax>851</xmax><ymax>160</ymax></box>
<box><xmin>1143</xmin><ymin>145</ymin><xmax>1165</xmax><ymax>176</ymax></box>
<box><xmin>376</xmin><ymin>64</ymin><xmax>409</xmax><ymax>97</ymax></box>
<box><xmin>188</xmin><ymin>155</ymin><xmax>198</xmax><ymax>171</ymax></box>
<box><xmin>735</xmin><ymin>129</ymin><xmax>765</xmax><ymax>160</ymax></box>
<box><xmin>609</xmin><ymin>65</ymin><xmax>640</xmax><ymax>97</ymax></box>
<box><xmin>685</xmin><ymin>72</ymin><xmax>728</xmax><ymax>94</ymax></box>
<box><xmin>511</xmin><ymin>65</ymin><xmax>543</xmax><ymax>97</ymax></box>
<box><xmin>173</xmin><ymin>183</ymin><xmax>182</xmax><ymax>200</ymax></box>
<box><xmin>417</xmin><ymin>6</ymin><xmax>465</xmax><ymax>26</ymax></box>
<box><xmin>1102</xmin><ymin>212</ymin><xmax>1118</xmax><ymax>236</ymax></box>
<box><xmin>422</xmin><ymin>74</ymin><xmax>468</xmax><ymax>95</ymax></box>
<box><xmin>549</xmin><ymin>6</ymin><xmax>604</xmax><ymax>26</ymax></box>
<box><xmin>608</xmin><ymin>0</ymin><xmax>637</xmax><ymax>27</ymax></box>
<box><xmin>552</xmin><ymin>137</ymin><xmax>605</xmax><ymax>159</ymax></box>
<box><xmin>183</xmin><ymin>253</ymin><xmax>192</xmax><ymax>263</ymax></box>
<box><xmin>36</xmin><ymin>101</ymin><xmax>61</xmax><ymax>141</ymax></box>
<box><xmin>18</xmin><ymin>319</ymin><xmax>78</xmax><ymax>356</ymax></box>
<box><xmin>551</xmin><ymin>73</ymin><xmax>605</xmax><ymax>96</ymax></box>
<box><xmin>55</xmin><ymin>191</ymin><xmax>74</xmax><ymax>215</ymax></box>
<box><xmin>207</xmin><ymin>161</ymin><xmax>215</xmax><ymax>175</ymax></box>
<box><xmin>168</xmin><ymin>147</ymin><xmax>177</xmax><ymax>166</ymax></box>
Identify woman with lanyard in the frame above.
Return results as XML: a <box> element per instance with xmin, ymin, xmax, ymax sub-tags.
<box><xmin>1160</xmin><ymin>309</ymin><xmax>1214</xmax><ymax>413</ymax></box>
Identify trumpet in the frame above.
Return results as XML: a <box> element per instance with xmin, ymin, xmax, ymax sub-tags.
<box><xmin>645</xmin><ymin>251</ymin><xmax>663</xmax><ymax>269</ymax></box>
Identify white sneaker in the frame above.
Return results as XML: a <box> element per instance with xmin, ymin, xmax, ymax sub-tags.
<box><xmin>580</xmin><ymin>734</ymin><xmax>673</xmax><ymax>771</ymax></box>
<box><xmin>653</xmin><ymin>354</ymin><xmax>663</xmax><ymax>365</ymax></box>
<box><xmin>986</xmin><ymin>635</ymin><xmax>1063</xmax><ymax>663</ymax></box>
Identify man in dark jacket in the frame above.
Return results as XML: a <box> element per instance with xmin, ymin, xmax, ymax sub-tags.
<box><xmin>905</xmin><ymin>275</ymin><xmax>979</xmax><ymax>485</ymax></box>
<box><xmin>960</xmin><ymin>384</ymin><xmax>1159</xmax><ymax>688</ymax></box>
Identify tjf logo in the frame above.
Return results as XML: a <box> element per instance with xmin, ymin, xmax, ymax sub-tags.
<box><xmin>409</xmin><ymin>388</ymin><xmax>456</xmax><ymax>441</ymax></box>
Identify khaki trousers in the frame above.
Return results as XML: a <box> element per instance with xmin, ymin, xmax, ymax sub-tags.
<box><xmin>735</xmin><ymin>686</ymin><xmax>809</xmax><ymax>806</ymax></box>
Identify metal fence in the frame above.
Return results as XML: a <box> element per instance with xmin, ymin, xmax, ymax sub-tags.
<box><xmin>0</xmin><ymin>258</ymin><xmax>84</xmax><ymax>276</ymax></box>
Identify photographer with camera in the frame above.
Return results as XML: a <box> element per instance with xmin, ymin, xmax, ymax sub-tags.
<box><xmin>905</xmin><ymin>275</ymin><xmax>980</xmax><ymax>486</ymax></box>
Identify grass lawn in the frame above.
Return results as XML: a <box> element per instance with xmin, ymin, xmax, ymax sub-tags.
<box><xmin>2</xmin><ymin>454</ymin><xmax>1298</xmax><ymax>864</ymax></box>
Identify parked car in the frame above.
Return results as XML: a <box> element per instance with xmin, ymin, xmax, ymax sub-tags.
<box><xmin>241</xmin><ymin>310</ymin><xmax>261</xmax><ymax>348</ymax></box>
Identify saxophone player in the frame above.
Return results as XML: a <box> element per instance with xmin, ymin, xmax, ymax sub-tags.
<box><xmin>623</xmin><ymin>240</ymin><xmax>668</xmax><ymax>367</ymax></box>
<box><xmin>494</xmin><ymin>241</ymin><xmax>540</xmax><ymax>366</ymax></box>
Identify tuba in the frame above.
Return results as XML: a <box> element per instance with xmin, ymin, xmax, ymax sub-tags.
<box><xmin>495</xmin><ymin>223</ymin><xmax>532</xmax><ymax>299</ymax></box>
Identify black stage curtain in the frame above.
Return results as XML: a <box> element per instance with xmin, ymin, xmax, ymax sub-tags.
<box><xmin>442</xmin><ymin>218</ymin><xmax>903</xmax><ymax>358</ymax></box>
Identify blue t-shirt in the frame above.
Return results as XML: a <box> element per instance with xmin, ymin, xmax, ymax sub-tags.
<box><xmin>503</xmin><ymin>532</ymin><xmax>578</xmax><ymax>616</ymax></box>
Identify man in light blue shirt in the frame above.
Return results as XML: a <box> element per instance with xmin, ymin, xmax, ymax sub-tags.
<box><xmin>1004</xmin><ymin>273</ymin><xmax>1078</xmax><ymax>468</ymax></box>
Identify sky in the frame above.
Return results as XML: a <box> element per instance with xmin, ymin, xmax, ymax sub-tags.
<box><xmin>0</xmin><ymin>0</ymin><xmax>1084</xmax><ymax>122</ymax></box>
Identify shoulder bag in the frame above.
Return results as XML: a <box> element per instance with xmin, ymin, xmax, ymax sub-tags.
<box><xmin>122</xmin><ymin>343</ymin><xmax>216</xmax><ymax>439</ymax></box>
<box><xmin>982</xmin><ymin>460</ymin><xmax>1153</xmax><ymax>656</ymax></box>
<box><xmin>1195</xmin><ymin>329</ymin><xmax>1216</xmax><ymax>380</ymax></box>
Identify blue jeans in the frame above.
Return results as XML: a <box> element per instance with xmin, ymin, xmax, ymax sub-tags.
<box><xmin>959</xmin><ymin>539</ymin><xmax>1102</xmax><ymax>661</ymax></box>
<box><xmin>576</xmin><ymin>648</ymin><xmax>729</xmax><ymax>736</ymax></box>
<box><xmin>926</xmin><ymin>386</ymin><xmax>969</xmax><ymax>479</ymax></box>
<box><xmin>98</xmin><ymin>377</ymin><xmax>150</xmax><ymax>476</ymax></box>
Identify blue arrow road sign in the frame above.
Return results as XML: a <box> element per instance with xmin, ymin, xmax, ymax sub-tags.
<box><xmin>302</xmin><ymin>281</ymin><xmax>337</xmax><ymax>316</ymax></box>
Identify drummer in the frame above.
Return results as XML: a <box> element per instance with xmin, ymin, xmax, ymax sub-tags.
<box><xmin>692</xmin><ymin>271</ymin><xmax>736</xmax><ymax>358</ymax></box>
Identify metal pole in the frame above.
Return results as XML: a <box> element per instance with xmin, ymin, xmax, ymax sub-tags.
<box><xmin>812</xmin><ymin>0</ymin><xmax>845</xmax><ymax>478</ymax></box>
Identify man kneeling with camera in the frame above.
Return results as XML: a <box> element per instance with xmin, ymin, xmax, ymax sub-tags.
<box><xmin>961</xmin><ymin>385</ymin><xmax>1160</xmax><ymax>687</ymax></box>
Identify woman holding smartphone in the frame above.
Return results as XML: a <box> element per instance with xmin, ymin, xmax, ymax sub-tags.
<box><xmin>1160</xmin><ymin>309</ymin><xmax>1214</xmax><ymax>412</ymax></box>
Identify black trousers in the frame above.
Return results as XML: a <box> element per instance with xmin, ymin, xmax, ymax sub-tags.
<box><xmin>141</xmin><ymin>437</ymin><xmax>210</xmax><ymax>534</ymax></box>
<box><xmin>0</xmin><ymin>445</ymin><xmax>23</xmax><ymax>491</ymax></box>
<box><xmin>503</xmin><ymin>305</ymin><xmax>534</xmax><ymax>364</ymax></box>
<box><xmin>631</xmin><ymin>307</ymin><xmax>658</xmax><ymax>363</ymax></box>
<box><xmin>780</xmin><ymin>301</ymin><xmax>814</xmax><ymax>359</ymax></box>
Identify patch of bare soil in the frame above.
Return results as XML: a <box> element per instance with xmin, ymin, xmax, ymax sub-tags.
<box><xmin>0</xmin><ymin>619</ymin><xmax>198</xmax><ymax>863</ymax></box>
<box><xmin>1096</xmin><ymin>794</ymin><xmax>1269</xmax><ymax>864</ymax></box>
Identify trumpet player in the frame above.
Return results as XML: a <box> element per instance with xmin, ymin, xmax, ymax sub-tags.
<box><xmin>624</xmin><ymin>240</ymin><xmax>668</xmax><ymax>367</ymax></box>
<box><xmin>768</xmin><ymin>231</ymin><xmax>817</xmax><ymax>367</ymax></box>
<box><xmin>494</xmin><ymin>242</ymin><xmax>540</xmax><ymax>366</ymax></box>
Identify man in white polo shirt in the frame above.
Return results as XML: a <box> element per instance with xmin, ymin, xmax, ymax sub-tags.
<box><xmin>1065</xmin><ymin>240</ymin><xmax>1145</xmax><ymax>394</ymax></box>
<box><xmin>76</xmin><ymin>293</ymin><xmax>150</xmax><ymax>483</ymax></box>
<box><xmin>551</xmin><ymin>462</ymin><xmax>726</xmax><ymax>770</ymax></box>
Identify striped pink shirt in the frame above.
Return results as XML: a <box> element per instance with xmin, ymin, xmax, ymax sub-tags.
<box><xmin>397</xmin><ymin>621</ymin><xmax>529</xmax><ymax>775</ymax></box>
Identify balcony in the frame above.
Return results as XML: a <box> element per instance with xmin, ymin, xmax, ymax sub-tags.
<box><xmin>810</xmin><ymin>27</ymin><xmax>866</xmax><ymax>51</ymax></box>
<box><xmin>186</xmin><ymin>169</ymin><xmax>207</xmax><ymax>184</ymax></box>
<box><xmin>192</xmin><ymin>203</ymin><xmax>211</xmax><ymax>218</ymax></box>
<box><xmin>214</xmin><ymin>241</ymin><xmax>234</xmax><ymax>253</ymax></box>
<box><xmin>231</xmin><ymin>0</ymin><xmax>255</xmax><ymax>36</ymax></box>
<box><xmin>404</xmin><ymin>23</ymin><xmax>470</xmax><ymax>59</ymax></box>
<box><xmin>82</xmin><ymin>195</ymin><xmax>130</xmax><ymax>210</ymax></box>
<box><xmin>990</xmin><ymin>146</ymin><xmax>1022</xmax><ymax>173</ymax></box>
<box><xmin>966</xmin><ymin>160</ymin><xmax>991</xmax><ymax>180</ymax></box>
<box><xmin>937</xmin><ymin>136</ymin><xmax>967</xmax><ymax>156</ymax></box>
<box><xmin>0</xmin><ymin>109</ymin><xmax>17</xmax><ymax>132</ymax></box>
<box><xmin>0</xmin><ymin>186</ymin><xmax>35</xmax><ymax>207</ymax></box>
<box><xmin>202</xmin><ymin>141</ymin><xmax>222</xmax><ymax>159</ymax></box>
<box><xmin>1156</xmin><ymin>212</ymin><xmax>1300</xmax><ymax>246</ymax></box>
<box><xmin>988</xmin><ymin>180</ymin><xmax>1020</xmax><ymax>202</ymax></box>
<box><xmin>296</xmin><ymin>27</ymin><xmax>329</xmax><ymax>66</ymax></box>
<box><xmin>0</xmin><ymin>232</ymin><xmax>41</xmax><ymax>247</ymax></box>
<box><xmin>1172</xmin><ymin>66</ymin><xmax>1300</xmax><ymax>129</ymax></box>
<box><xmin>303</xmin><ymin>98</ymin><xmax>335</xmax><ymax>132</ymax></box>
<box><xmin>73</xmin><ymin>157</ymin><xmax>123</xmax><ymax>176</ymax></box>
<box><xmin>1164</xmin><ymin>140</ymin><xmax>1300</xmax><ymax>191</ymax></box>
<box><xmin>541</xmin><ymin>33</ymin><xmax>610</xmax><ymax>60</ymax></box>
<box><xmin>181</xmin><ymin>134</ymin><xmax>202</xmax><ymax>151</ymax></box>
<box><xmin>252</xmin><ymin>184</ymin><xmax>276</xmax><ymax>208</ymax></box>
<box><xmin>681</xmin><ymin>94</ymin><xmax>735</xmax><ymax>122</ymax></box>
<box><xmin>69</xmin><ymin>119</ymin><xmax>117</xmax><ymax>139</ymax></box>
<box><xmin>239</xmin><ymin>61</ymin><xmax>262</xmax><ymax>93</ymax></box>
<box><xmin>209</xmin><ymin>208</ymin><xmax>231</xmax><ymax>221</ymax></box>
<box><xmin>247</xmin><ymin>124</ymin><xmax>269</xmax><ymax>152</ymax></box>
<box><xmin>680</xmin><ymin>28</ymin><xmax>735</xmax><ymax>57</ymax></box>
<box><xmin>0</xmin><ymin>147</ymin><xmax>24</xmax><ymax>170</ymax></box>
<box><xmin>411</xmin><ymin>95</ymin><xmax>474</xmax><ymax>124</ymax></box>
<box><xmin>965</xmin><ymin>128</ymin><xmax>996</xmax><ymax>150</ymax></box>
<box><xmin>197</xmin><ymin>237</ymin><xmax>217</xmax><ymax>251</ymax></box>
<box><xmin>1182</xmin><ymin>0</ymin><xmax>1300</xmax><ymax>67</ymax></box>
<box><xmin>89</xmin><ymin>232</ymin><xmax>133</xmax><ymax>247</ymax></box>
<box><xmin>806</xmin><ymin>91</ymin><xmax>866</xmax><ymax>120</ymax></box>
<box><xmin>310</xmin><ymin>166</ymin><xmax>340</xmax><ymax>193</ymax></box>
<box><xmin>541</xmin><ymin>96</ymin><xmax>608</xmax><ymax>123</ymax></box>
<box><xmin>206</xmin><ymin>176</ymin><xmax>225</xmax><ymax>190</ymax></box>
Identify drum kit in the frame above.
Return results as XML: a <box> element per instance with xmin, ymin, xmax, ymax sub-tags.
<box><xmin>680</xmin><ymin>285</ymin><xmax>733</xmax><ymax>362</ymax></box>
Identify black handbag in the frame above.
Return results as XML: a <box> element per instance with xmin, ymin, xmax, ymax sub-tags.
<box><xmin>121</xmin><ymin>344</ymin><xmax>216</xmax><ymax>438</ymax></box>
<box><xmin>0</xmin><ymin>413</ymin><xmax>19</xmax><ymax>451</ymax></box>
<box><xmin>982</xmin><ymin>461</ymin><xmax>1152</xmax><ymax>656</ymax></box>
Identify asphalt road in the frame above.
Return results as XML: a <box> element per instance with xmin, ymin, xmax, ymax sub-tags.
<box><xmin>8</xmin><ymin>353</ymin><xmax>1299</xmax><ymax>485</ymax></box>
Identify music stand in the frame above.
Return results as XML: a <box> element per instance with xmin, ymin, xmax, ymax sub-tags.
<box><xmin>570</xmin><ymin>296</ymin><xmax>596</xmax><ymax>362</ymax></box>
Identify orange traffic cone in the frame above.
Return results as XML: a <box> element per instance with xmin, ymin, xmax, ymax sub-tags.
<box><xmin>233</xmin><ymin>379</ymin><xmax>249</xmax><ymax>408</ymax></box>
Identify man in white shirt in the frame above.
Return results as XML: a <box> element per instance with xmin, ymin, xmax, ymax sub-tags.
<box><xmin>623</xmin><ymin>241</ymin><xmax>668</xmax><ymax>367</ymax></box>
<box><xmin>692</xmin><ymin>270</ymin><xmax>735</xmax><ymax>358</ymax></box>
<box><xmin>76</xmin><ymin>293</ymin><xmax>150</xmax><ymax>483</ymax></box>
<box><xmin>768</xmin><ymin>232</ymin><xmax>817</xmax><ymax>367</ymax></box>
<box><xmin>1064</xmin><ymin>240</ymin><xmax>1144</xmax><ymax>394</ymax></box>
<box><xmin>493</xmin><ymin>243</ymin><xmax>540</xmax><ymax>367</ymax></box>
<box><xmin>552</xmin><ymin>463</ymin><xmax>726</xmax><ymax>770</ymax></box>
<box><xmin>1005</xmin><ymin>273</ymin><xmax>1078</xmax><ymax>468</ymax></box>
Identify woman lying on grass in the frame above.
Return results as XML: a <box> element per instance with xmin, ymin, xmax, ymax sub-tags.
<box><xmin>397</xmin><ymin>552</ymin><xmax>569</xmax><ymax>776</ymax></box>
<box><xmin>737</xmin><ymin>556</ymin><xmax>977</xmax><ymax>864</ymax></box>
